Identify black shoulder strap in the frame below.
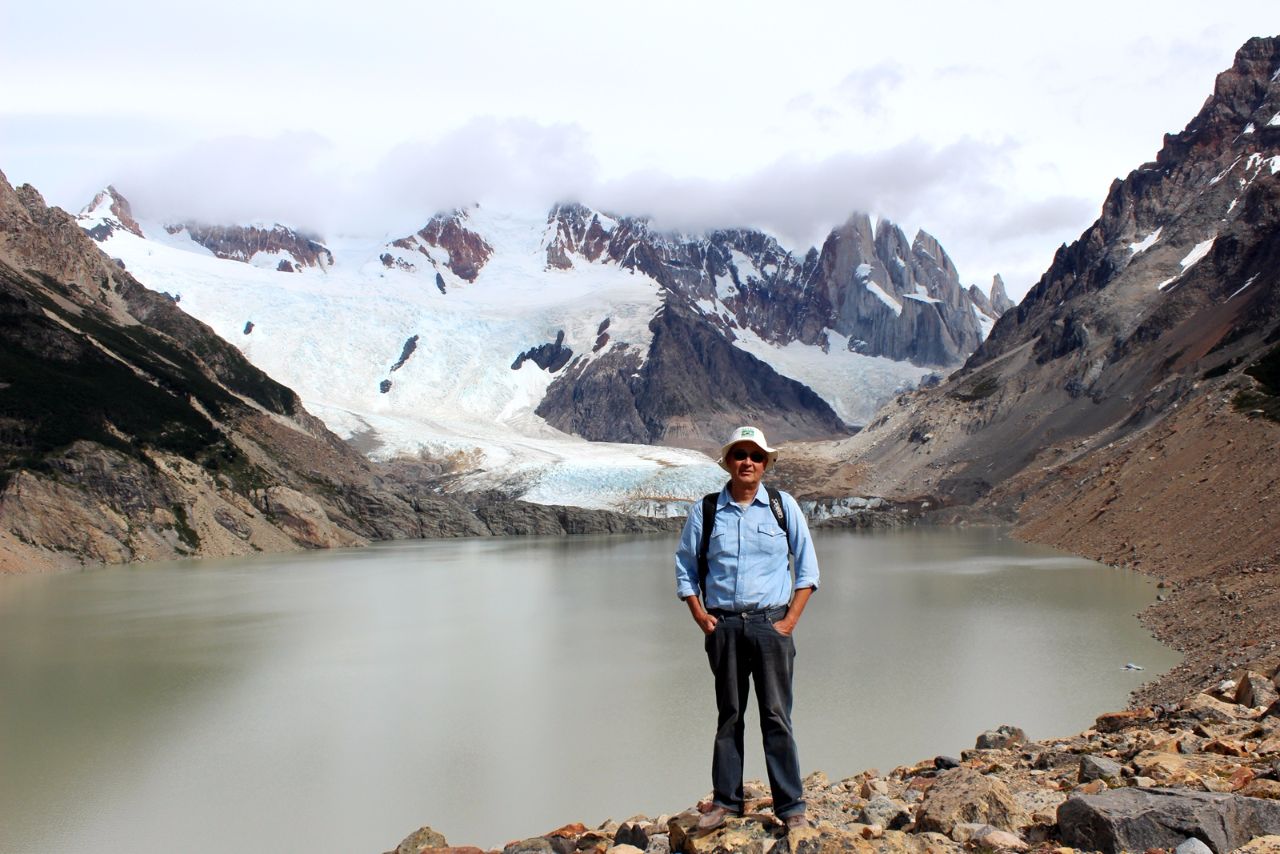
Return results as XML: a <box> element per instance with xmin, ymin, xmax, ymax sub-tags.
<box><xmin>697</xmin><ymin>487</ymin><xmax>793</xmax><ymax>601</ymax></box>
<box><xmin>766</xmin><ymin>486</ymin><xmax>791</xmax><ymax>555</ymax></box>
<box><xmin>696</xmin><ymin>492</ymin><xmax>718</xmax><ymax>600</ymax></box>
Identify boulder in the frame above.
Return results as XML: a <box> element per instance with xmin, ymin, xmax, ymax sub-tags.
<box><xmin>861</xmin><ymin>794</ymin><xmax>912</xmax><ymax>830</ymax></box>
<box><xmin>1057</xmin><ymin>787</ymin><xmax>1280</xmax><ymax>854</ymax></box>
<box><xmin>505</xmin><ymin>839</ymin><xmax>555</xmax><ymax>854</ymax></box>
<box><xmin>607</xmin><ymin>847</ymin><xmax>644</xmax><ymax>854</ymax></box>
<box><xmin>1095</xmin><ymin>708</ymin><xmax>1156</xmax><ymax>733</ymax></box>
<box><xmin>914</xmin><ymin>768</ymin><xmax>1029</xmax><ymax>835</ymax></box>
<box><xmin>644</xmin><ymin>834</ymin><xmax>671</xmax><ymax>854</ymax></box>
<box><xmin>975</xmin><ymin>726</ymin><xmax>1027</xmax><ymax>750</ymax></box>
<box><xmin>972</xmin><ymin>827</ymin><xmax>1029</xmax><ymax>851</ymax></box>
<box><xmin>615</xmin><ymin>822</ymin><xmax>654</xmax><ymax>849</ymax></box>
<box><xmin>395</xmin><ymin>827</ymin><xmax>449</xmax><ymax>854</ymax></box>
<box><xmin>1176</xmin><ymin>838</ymin><xmax>1214</xmax><ymax>854</ymax></box>
<box><xmin>1079</xmin><ymin>755</ymin><xmax>1125</xmax><ymax>783</ymax></box>
<box><xmin>1234</xmin><ymin>836</ymin><xmax>1280</xmax><ymax>854</ymax></box>
<box><xmin>1239</xmin><ymin>673</ymin><xmax>1280</xmax><ymax>709</ymax></box>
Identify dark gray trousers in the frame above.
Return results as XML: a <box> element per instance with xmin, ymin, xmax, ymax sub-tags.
<box><xmin>703</xmin><ymin>606</ymin><xmax>805</xmax><ymax>818</ymax></box>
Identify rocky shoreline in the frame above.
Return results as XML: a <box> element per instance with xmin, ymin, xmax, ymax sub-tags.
<box><xmin>387</xmin><ymin>684</ymin><xmax>1280</xmax><ymax>854</ymax></box>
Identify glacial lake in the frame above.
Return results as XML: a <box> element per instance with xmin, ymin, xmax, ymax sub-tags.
<box><xmin>0</xmin><ymin>526</ymin><xmax>1178</xmax><ymax>853</ymax></box>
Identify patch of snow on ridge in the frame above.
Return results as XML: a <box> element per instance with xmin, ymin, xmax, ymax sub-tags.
<box><xmin>864</xmin><ymin>281</ymin><xmax>902</xmax><ymax>316</ymax></box>
<box><xmin>855</xmin><ymin>263</ymin><xmax>873</xmax><ymax>278</ymax></box>
<box><xmin>729</xmin><ymin>249</ymin><xmax>760</xmax><ymax>281</ymax></box>
<box><xmin>1129</xmin><ymin>228</ymin><xmax>1162</xmax><ymax>254</ymax></box>
<box><xmin>1243</xmin><ymin>122</ymin><xmax>1256</xmax><ymax>134</ymax></box>
<box><xmin>971</xmin><ymin>304</ymin><xmax>995</xmax><ymax>340</ymax></box>
<box><xmin>731</xmin><ymin>327</ymin><xmax>930</xmax><ymax>426</ymax></box>
<box><xmin>1180</xmin><ymin>238</ymin><xmax>1216</xmax><ymax>272</ymax></box>
<box><xmin>1270</xmin><ymin>113</ymin><xmax>1280</xmax><ymax>127</ymax></box>
<box><xmin>1227</xmin><ymin>275</ymin><xmax>1259</xmax><ymax>301</ymax></box>
<box><xmin>1156</xmin><ymin>276</ymin><xmax>1178</xmax><ymax>292</ymax></box>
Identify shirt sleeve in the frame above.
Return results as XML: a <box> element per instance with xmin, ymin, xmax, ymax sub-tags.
<box><xmin>784</xmin><ymin>491</ymin><xmax>820</xmax><ymax>591</ymax></box>
<box><xmin>675</xmin><ymin>499</ymin><xmax>703</xmax><ymax>600</ymax></box>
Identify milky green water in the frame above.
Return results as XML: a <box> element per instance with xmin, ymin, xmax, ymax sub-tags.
<box><xmin>0</xmin><ymin>526</ymin><xmax>1178</xmax><ymax>852</ymax></box>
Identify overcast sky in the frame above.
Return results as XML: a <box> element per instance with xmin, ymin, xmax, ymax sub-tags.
<box><xmin>2</xmin><ymin>2</ymin><xmax>1274</xmax><ymax>298</ymax></box>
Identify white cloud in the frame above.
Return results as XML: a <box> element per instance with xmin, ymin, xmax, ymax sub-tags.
<box><xmin>1</xmin><ymin>0</ymin><xmax>1275</xmax><ymax>300</ymax></box>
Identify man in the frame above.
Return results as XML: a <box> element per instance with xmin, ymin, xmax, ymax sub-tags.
<box><xmin>675</xmin><ymin>425</ymin><xmax>819</xmax><ymax>832</ymax></box>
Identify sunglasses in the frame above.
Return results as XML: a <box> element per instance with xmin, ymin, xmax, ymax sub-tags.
<box><xmin>730</xmin><ymin>449</ymin><xmax>767</xmax><ymax>463</ymax></box>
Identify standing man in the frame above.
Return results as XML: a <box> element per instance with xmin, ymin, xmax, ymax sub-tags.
<box><xmin>675</xmin><ymin>425</ymin><xmax>819</xmax><ymax>832</ymax></box>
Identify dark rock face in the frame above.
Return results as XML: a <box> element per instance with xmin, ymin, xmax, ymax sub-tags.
<box><xmin>167</xmin><ymin>221</ymin><xmax>334</xmax><ymax>270</ymax></box>
<box><xmin>390</xmin><ymin>335</ymin><xmax>419</xmax><ymax>372</ymax></box>
<box><xmin>1057</xmin><ymin>788</ymin><xmax>1280</xmax><ymax>854</ymax></box>
<box><xmin>390</xmin><ymin>211</ymin><xmax>493</xmax><ymax>282</ymax></box>
<box><xmin>535</xmin><ymin>301</ymin><xmax>851</xmax><ymax>448</ymax></box>
<box><xmin>543</xmin><ymin>203</ymin><xmax>999</xmax><ymax>368</ymax></box>
<box><xmin>512</xmin><ymin>330</ymin><xmax>573</xmax><ymax>373</ymax></box>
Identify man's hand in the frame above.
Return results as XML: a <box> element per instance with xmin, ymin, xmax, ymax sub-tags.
<box><xmin>773</xmin><ymin>586</ymin><xmax>814</xmax><ymax>638</ymax></box>
<box><xmin>684</xmin><ymin>596</ymin><xmax>718</xmax><ymax>635</ymax></box>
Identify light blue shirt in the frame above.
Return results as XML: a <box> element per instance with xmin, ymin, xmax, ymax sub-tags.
<box><xmin>675</xmin><ymin>484</ymin><xmax>820</xmax><ymax>611</ymax></box>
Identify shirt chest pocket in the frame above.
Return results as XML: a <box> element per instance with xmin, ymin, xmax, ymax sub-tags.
<box><xmin>709</xmin><ymin>527</ymin><xmax>737</xmax><ymax>559</ymax></box>
<box><xmin>757</xmin><ymin>523</ymin><xmax>788</xmax><ymax>558</ymax></box>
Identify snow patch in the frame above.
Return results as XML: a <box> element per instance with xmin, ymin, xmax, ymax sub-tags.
<box><xmin>855</xmin><ymin>263</ymin><xmax>873</xmax><ymax>279</ymax></box>
<box><xmin>1156</xmin><ymin>277</ymin><xmax>1178</xmax><ymax>292</ymax></box>
<box><xmin>903</xmin><ymin>293</ymin><xmax>941</xmax><ymax>305</ymax></box>
<box><xmin>864</xmin><ymin>281</ymin><xmax>902</xmax><ymax>316</ymax></box>
<box><xmin>1180</xmin><ymin>238</ymin><xmax>1215</xmax><ymax>271</ymax></box>
<box><xmin>731</xmin><ymin>327</ymin><xmax>932</xmax><ymax>426</ymax></box>
<box><xmin>1243</xmin><ymin>122</ymin><xmax>1256</xmax><ymax>134</ymax></box>
<box><xmin>971</xmin><ymin>303</ymin><xmax>995</xmax><ymax>340</ymax></box>
<box><xmin>1128</xmin><ymin>227</ymin><xmax>1163</xmax><ymax>254</ymax></box>
<box><xmin>1227</xmin><ymin>274</ymin><xmax>1259</xmax><ymax>301</ymax></box>
<box><xmin>1269</xmin><ymin>112</ymin><xmax>1280</xmax><ymax>127</ymax></box>
<box><xmin>1209</xmin><ymin>160</ymin><xmax>1239</xmax><ymax>186</ymax></box>
<box><xmin>729</xmin><ymin>249</ymin><xmax>761</xmax><ymax>281</ymax></box>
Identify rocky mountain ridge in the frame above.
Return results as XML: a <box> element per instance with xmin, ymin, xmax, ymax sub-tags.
<box><xmin>0</xmin><ymin>171</ymin><xmax>683</xmax><ymax>572</ymax></box>
<box><xmin>817</xmin><ymin>36</ymin><xmax>1280</xmax><ymax>505</ymax></box>
<box><xmin>82</xmin><ymin>188</ymin><xmax>1006</xmax><ymax>456</ymax></box>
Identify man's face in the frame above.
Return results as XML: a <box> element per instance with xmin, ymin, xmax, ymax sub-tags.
<box><xmin>726</xmin><ymin>441</ymin><xmax>767</xmax><ymax>491</ymax></box>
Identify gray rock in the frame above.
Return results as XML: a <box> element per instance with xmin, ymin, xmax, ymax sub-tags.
<box><xmin>1237</xmin><ymin>671</ymin><xmax>1280</xmax><ymax>708</ymax></box>
<box><xmin>395</xmin><ymin>826</ymin><xmax>448</xmax><ymax>854</ymax></box>
<box><xmin>1176</xmin><ymin>838</ymin><xmax>1215</xmax><ymax>854</ymax></box>
<box><xmin>1079</xmin><ymin>755</ymin><xmax>1125</xmax><ymax>783</ymax></box>
<box><xmin>976</xmin><ymin>725</ymin><xmax>1027</xmax><ymax>750</ymax></box>
<box><xmin>860</xmin><ymin>794</ymin><xmax>912</xmax><ymax>830</ymax></box>
<box><xmin>643</xmin><ymin>834</ymin><xmax>670</xmax><ymax>854</ymax></box>
<box><xmin>504</xmin><ymin>838</ymin><xmax>555</xmax><ymax>854</ymax></box>
<box><xmin>1057</xmin><ymin>787</ymin><xmax>1280</xmax><ymax>854</ymax></box>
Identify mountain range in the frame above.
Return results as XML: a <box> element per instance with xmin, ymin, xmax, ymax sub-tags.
<box><xmin>73</xmin><ymin>181</ymin><xmax>1007</xmax><ymax>509</ymax></box>
<box><xmin>4</xmin><ymin>35</ymin><xmax>1278</xmax><ymax>594</ymax></box>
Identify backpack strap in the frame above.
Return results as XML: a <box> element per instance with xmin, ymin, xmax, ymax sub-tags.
<box><xmin>765</xmin><ymin>486</ymin><xmax>791</xmax><ymax>556</ymax></box>
<box><xmin>696</xmin><ymin>492</ymin><xmax>718</xmax><ymax>602</ymax></box>
<box><xmin>697</xmin><ymin>486</ymin><xmax>793</xmax><ymax>603</ymax></box>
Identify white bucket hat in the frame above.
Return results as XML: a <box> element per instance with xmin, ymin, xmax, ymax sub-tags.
<box><xmin>717</xmin><ymin>425</ymin><xmax>779</xmax><ymax>472</ymax></box>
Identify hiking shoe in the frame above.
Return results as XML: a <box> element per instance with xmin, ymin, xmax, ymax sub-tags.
<box><xmin>697</xmin><ymin>804</ymin><xmax>733</xmax><ymax>832</ymax></box>
<box><xmin>784</xmin><ymin>813</ymin><xmax>810</xmax><ymax>831</ymax></box>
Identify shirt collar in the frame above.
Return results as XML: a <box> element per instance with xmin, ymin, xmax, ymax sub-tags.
<box><xmin>717</xmin><ymin>482</ymin><xmax>768</xmax><ymax>508</ymax></box>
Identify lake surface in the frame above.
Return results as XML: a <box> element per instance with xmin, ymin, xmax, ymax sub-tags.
<box><xmin>0</xmin><ymin>526</ymin><xmax>1178</xmax><ymax>852</ymax></box>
